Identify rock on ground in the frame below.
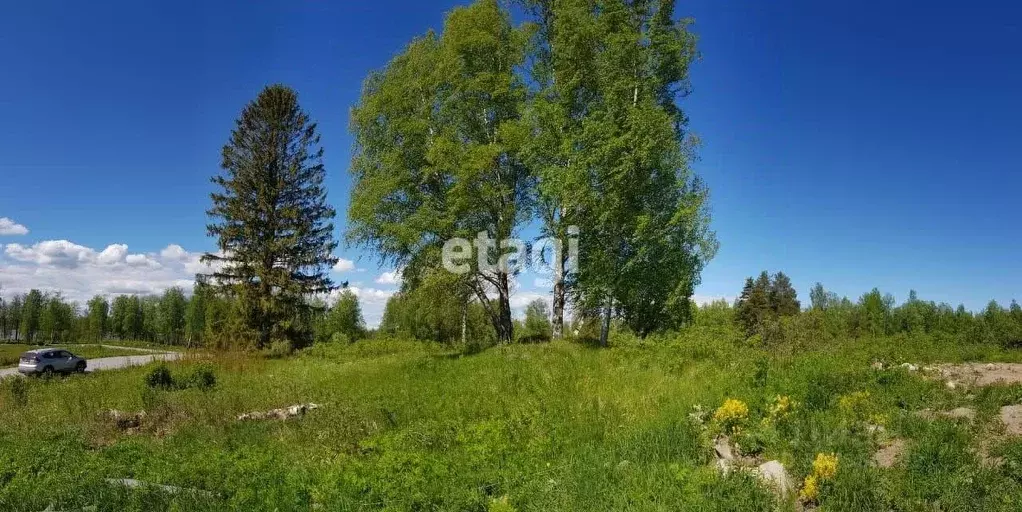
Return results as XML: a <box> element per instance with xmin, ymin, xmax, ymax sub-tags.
<box><xmin>752</xmin><ymin>460</ymin><xmax>792</xmax><ymax>497</ymax></box>
<box><xmin>999</xmin><ymin>405</ymin><xmax>1022</xmax><ymax>436</ymax></box>
<box><xmin>237</xmin><ymin>403</ymin><xmax>321</xmax><ymax>421</ymax></box>
<box><xmin>714</xmin><ymin>435</ymin><xmax>735</xmax><ymax>461</ymax></box>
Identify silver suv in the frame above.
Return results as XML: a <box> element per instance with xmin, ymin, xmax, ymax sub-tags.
<box><xmin>18</xmin><ymin>348</ymin><xmax>87</xmax><ymax>375</ymax></box>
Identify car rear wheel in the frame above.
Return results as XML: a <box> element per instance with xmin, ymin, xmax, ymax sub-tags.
<box><xmin>76</xmin><ymin>361</ymin><xmax>87</xmax><ymax>373</ymax></box>
<box><xmin>41</xmin><ymin>366</ymin><xmax>54</xmax><ymax>377</ymax></box>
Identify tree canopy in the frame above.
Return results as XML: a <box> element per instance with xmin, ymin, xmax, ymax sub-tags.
<box><xmin>202</xmin><ymin>84</ymin><xmax>339</xmax><ymax>348</ymax></box>
<box><xmin>348</xmin><ymin>0</ymin><xmax>533</xmax><ymax>344</ymax></box>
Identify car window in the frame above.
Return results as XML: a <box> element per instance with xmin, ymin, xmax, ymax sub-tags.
<box><xmin>42</xmin><ymin>351</ymin><xmax>56</xmax><ymax>359</ymax></box>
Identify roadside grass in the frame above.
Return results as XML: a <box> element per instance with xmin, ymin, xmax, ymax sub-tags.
<box><xmin>0</xmin><ymin>344</ymin><xmax>157</xmax><ymax>367</ymax></box>
<box><xmin>2</xmin><ymin>334</ymin><xmax>1022</xmax><ymax>510</ymax></box>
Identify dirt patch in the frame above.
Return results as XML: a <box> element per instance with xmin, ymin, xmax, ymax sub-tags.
<box><xmin>930</xmin><ymin>363</ymin><xmax>1022</xmax><ymax>387</ymax></box>
<box><xmin>874</xmin><ymin>438</ymin><xmax>906</xmax><ymax>468</ymax></box>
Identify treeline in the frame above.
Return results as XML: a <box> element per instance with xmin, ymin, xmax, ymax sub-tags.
<box><xmin>0</xmin><ymin>286</ymin><xmax>366</xmax><ymax>349</ymax></box>
<box><xmin>692</xmin><ymin>272</ymin><xmax>1022</xmax><ymax>348</ymax></box>
<box><xmin>376</xmin><ymin>266</ymin><xmax>1022</xmax><ymax>349</ymax></box>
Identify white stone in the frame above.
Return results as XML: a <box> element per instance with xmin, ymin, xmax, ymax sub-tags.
<box><xmin>752</xmin><ymin>460</ymin><xmax>792</xmax><ymax>497</ymax></box>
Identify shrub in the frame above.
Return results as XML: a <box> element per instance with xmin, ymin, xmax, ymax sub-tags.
<box><xmin>144</xmin><ymin>364</ymin><xmax>175</xmax><ymax>389</ymax></box>
<box><xmin>185</xmin><ymin>364</ymin><xmax>217</xmax><ymax>391</ymax></box>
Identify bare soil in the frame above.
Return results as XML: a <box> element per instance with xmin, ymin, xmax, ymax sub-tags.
<box><xmin>930</xmin><ymin>362</ymin><xmax>1022</xmax><ymax>387</ymax></box>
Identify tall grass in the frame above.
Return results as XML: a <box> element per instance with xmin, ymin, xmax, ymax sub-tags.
<box><xmin>2</xmin><ymin>334</ymin><xmax>1022</xmax><ymax>510</ymax></box>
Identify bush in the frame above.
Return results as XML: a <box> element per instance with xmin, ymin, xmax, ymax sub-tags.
<box><xmin>143</xmin><ymin>362</ymin><xmax>218</xmax><ymax>392</ymax></box>
<box><xmin>184</xmin><ymin>364</ymin><xmax>217</xmax><ymax>391</ymax></box>
<box><xmin>144</xmin><ymin>364</ymin><xmax>175</xmax><ymax>389</ymax></box>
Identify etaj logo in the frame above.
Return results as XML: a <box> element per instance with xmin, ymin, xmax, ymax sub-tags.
<box><xmin>442</xmin><ymin>226</ymin><xmax>579</xmax><ymax>275</ymax></box>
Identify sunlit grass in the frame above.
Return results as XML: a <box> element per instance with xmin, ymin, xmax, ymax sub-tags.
<box><xmin>2</xmin><ymin>334</ymin><xmax>1022</xmax><ymax>510</ymax></box>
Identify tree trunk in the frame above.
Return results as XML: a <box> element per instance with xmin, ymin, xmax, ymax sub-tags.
<box><xmin>599</xmin><ymin>294</ymin><xmax>612</xmax><ymax>347</ymax></box>
<box><xmin>460</xmin><ymin>300</ymin><xmax>468</xmax><ymax>345</ymax></box>
<box><xmin>552</xmin><ymin>249</ymin><xmax>565</xmax><ymax>340</ymax></box>
<box><xmin>497</xmin><ymin>271</ymin><xmax>514</xmax><ymax>344</ymax></box>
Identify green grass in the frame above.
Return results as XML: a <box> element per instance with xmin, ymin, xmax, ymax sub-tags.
<box><xmin>0</xmin><ymin>344</ymin><xmax>153</xmax><ymax>367</ymax></box>
<box><xmin>2</xmin><ymin>332</ymin><xmax>1022</xmax><ymax>510</ymax></box>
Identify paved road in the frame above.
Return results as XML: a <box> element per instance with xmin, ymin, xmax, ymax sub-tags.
<box><xmin>0</xmin><ymin>345</ymin><xmax>182</xmax><ymax>379</ymax></box>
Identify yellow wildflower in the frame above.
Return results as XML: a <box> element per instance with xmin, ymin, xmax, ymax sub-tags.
<box><xmin>838</xmin><ymin>391</ymin><xmax>871</xmax><ymax>417</ymax></box>
<box><xmin>713</xmin><ymin>399</ymin><xmax>749</xmax><ymax>433</ymax></box>
<box><xmin>768</xmin><ymin>395</ymin><xmax>794</xmax><ymax>419</ymax></box>
<box><xmin>812</xmin><ymin>452</ymin><xmax>839</xmax><ymax>481</ymax></box>
<box><xmin>799</xmin><ymin>474</ymin><xmax>819</xmax><ymax>503</ymax></box>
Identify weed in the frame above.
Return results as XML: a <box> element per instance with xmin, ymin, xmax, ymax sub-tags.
<box><xmin>8</xmin><ymin>377</ymin><xmax>28</xmax><ymax>407</ymax></box>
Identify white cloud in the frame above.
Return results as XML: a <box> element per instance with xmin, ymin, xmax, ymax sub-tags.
<box><xmin>160</xmin><ymin>244</ymin><xmax>189</xmax><ymax>261</ymax></box>
<box><xmin>324</xmin><ymin>285</ymin><xmax>396</xmax><ymax>328</ymax></box>
<box><xmin>510</xmin><ymin>290</ymin><xmax>549</xmax><ymax>319</ymax></box>
<box><xmin>376</xmin><ymin>269</ymin><xmax>402</xmax><ymax>285</ymax></box>
<box><xmin>0</xmin><ymin>217</ymin><xmax>28</xmax><ymax>236</ymax></box>
<box><xmin>333</xmin><ymin>258</ymin><xmax>355</xmax><ymax>273</ymax></box>
<box><xmin>5</xmin><ymin>240</ymin><xmax>96</xmax><ymax>268</ymax></box>
<box><xmin>0</xmin><ymin>240</ymin><xmax>218</xmax><ymax>303</ymax></box>
<box><xmin>97</xmin><ymin>244</ymin><xmax>128</xmax><ymax>265</ymax></box>
<box><xmin>0</xmin><ymin>238</ymin><xmax>405</xmax><ymax>328</ymax></box>
<box><xmin>125</xmin><ymin>253</ymin><xmax>162</xmax><ymax>268</ymax></box>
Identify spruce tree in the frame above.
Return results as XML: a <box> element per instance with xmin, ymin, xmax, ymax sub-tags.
<box><xmin>735</xmin><ymin>277</ymin><xmax>755</xmax><ymax>335</ymax></box>
<box><xmin>202</xmin><ymin>84</ymin><xmax>339</xmax><ymax>348</ymax></box>
<box><xmin>769</xmin><ymin>271</ymin><xmax>800</xmax><ymax>316</ymax></box>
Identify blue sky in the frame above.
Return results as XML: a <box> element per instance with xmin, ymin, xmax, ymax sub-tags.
<box><xmin>1</xmin><ymin>0</ymin><xmax>1020</xmax><ymax>325</ymax></box>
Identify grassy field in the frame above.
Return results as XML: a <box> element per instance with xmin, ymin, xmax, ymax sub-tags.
<box><xmin>2</xmin><ymin>332</ymin><xmax>1022</xmax><ymax>510</ymax></box>
<box><xmin>0</xmin><ymin>344</ymin><xmax>155</xmax><ymax>367</ymax></box>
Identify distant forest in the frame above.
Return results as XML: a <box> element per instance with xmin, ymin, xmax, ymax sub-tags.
<box><xmin>2</xmin><ymin>275</ymin><xmax>1020</xmax><ymax>350</ymax></box>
